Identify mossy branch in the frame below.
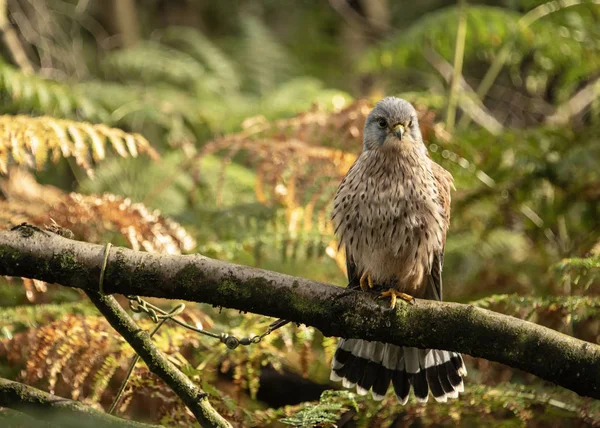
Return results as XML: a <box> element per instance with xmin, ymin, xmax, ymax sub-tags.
<box><xmin>0</xmin><ymin>377</ymin><xmax>157</xmax><ymax>428</ymax></box>
<box><xmin>0</xmin><ymin>227</ymin><xmax>599</xmax><ymax>400</ymax></box>
<box><xmin>84</xmin><ymin>291</ymin><xmax>231</xmax><ymax>428</ymax></box>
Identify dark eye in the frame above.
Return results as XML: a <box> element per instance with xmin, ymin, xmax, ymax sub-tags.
<box><xmin>408</xmin><ymin>119</ymin><xmax>413</xmax><ymax>128</ymax></box>
<box><xmin>377</xmin><ymin>118</ymin><xmax>387</xmax><ymax>128</ymax></box>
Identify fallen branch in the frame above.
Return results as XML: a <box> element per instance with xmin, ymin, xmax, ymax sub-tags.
<box><xmin>0</xmin><ymin>227</ymin><xmax>599</xmax><ymax>399</ymax></box>
<box><xmin>0</xmin><ymin>377</ymin><xmax>157</xmax><ymax>427</ymax></box>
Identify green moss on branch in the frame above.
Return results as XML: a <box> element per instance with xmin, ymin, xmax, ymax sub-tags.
<box><xmin>0</xmin><ymin>377</ymin><xmax>155</xmax><ymax>428</ymax></box>
<box><xmin>0</xmin><ymin>228</ymin><xmax>599</xmax><ymax>400</ymax></box>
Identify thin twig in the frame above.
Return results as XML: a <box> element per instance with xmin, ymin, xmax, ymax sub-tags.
<box><xmin>0</xmin><ymin>0</ymin><xmax>34</xmax><ymax>73</ymax></box>
<box><xmin>445</xmin><ymin>0</ymin><xmax>468</xmax><ymax>133</ymax></box>
<box><xmin>108</xmin><ymin>318</ymin><xmax>167</xmax><ymax>414</ymax></box>
<box><xmin>546</xmin><ymin>76</ymin><xmax>600</xmax><ymax>125</ymax></box>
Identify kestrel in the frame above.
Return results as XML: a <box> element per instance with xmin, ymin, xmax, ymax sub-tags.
<box><xmin>330</xmin><ymin>97</ymin><xmax>466</xmax><ymax>403</ymax></box>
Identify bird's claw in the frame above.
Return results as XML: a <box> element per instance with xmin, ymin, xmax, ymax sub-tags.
<box><xmin>359</xmin><ymin>271</ymin><xmax>374</xmax><ymax>291</ymax></box>
<box><xmin>378</xmin><ymin>289</ymin><xmax>414</xmax><ymax>309</ymax></box>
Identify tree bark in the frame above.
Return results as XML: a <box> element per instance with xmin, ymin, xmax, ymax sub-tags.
<box><xmin>0</xmin><ymin>226</ymin><xmax>599</xmax><ymax>400</ymax></box>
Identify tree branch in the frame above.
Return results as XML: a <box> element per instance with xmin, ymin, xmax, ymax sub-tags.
<box><xmin>0</xmin><ymin>377</ymin><xmax>157</xmax><ymax>427</ymax></box>
<box><xmin>445</xmin><ymin>0</ymin><xmax>467</xmax><ymax>134</ymax></box>
<box><xmin>84</xmin><ymin>291</ymin><xmax>231</xmax><ymax>428</ymax></box>
<box><xmin>0</xmin><ymin>227</ymin><xmax>599</xmax><ymax>399</ymax></box>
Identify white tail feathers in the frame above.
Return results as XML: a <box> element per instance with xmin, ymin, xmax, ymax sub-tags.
<box><xmin>330</xmin><ymin>339</ymin><xmax>466</xmax><ymax>403</ymax></box>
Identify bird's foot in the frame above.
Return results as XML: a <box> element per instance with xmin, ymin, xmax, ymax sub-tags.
<box><xmin>378</xmin><ymin>289</ymin><xmax>414</xmax><ymax>309</ymax></box>
<box><xmin>359</xmin><ymin>271</ymin><xmax>374</xmax><ymax>291</ymax></box>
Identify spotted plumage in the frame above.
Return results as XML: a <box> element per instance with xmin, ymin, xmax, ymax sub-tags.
<box><xmin>330</xmin><ymin>97</ymin><xmax>466</xmax><ymax>403</ymax></box>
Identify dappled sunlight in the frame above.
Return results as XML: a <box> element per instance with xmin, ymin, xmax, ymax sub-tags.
<box><xmin>0</xmin><ymin>1</ymin><xmax>598</xmax><ymax>427</ymax></box>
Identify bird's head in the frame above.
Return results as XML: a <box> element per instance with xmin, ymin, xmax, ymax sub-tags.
<box><xmin>363</xmin><ymin>97</ymin><xmax>423</xmax><ymax>152</ymax></box>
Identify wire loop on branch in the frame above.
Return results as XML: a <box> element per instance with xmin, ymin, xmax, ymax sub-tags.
<box><xmin>98</xmin><ymin>241</ymin><xmax>287</xmax><ymax>348</ymax></box>
<box><xmin>98</xmin><ymin>242</ymin><xmax>112</xmax><ymax>295</ymax></box>
<box><xmin>123</xmin><ymin>294</ymin><xmax>288</xmax><ymax>348</ymax></box>
<box><xmin>96</xmin><ymin>241</ymin><xmax>289</xmax><ymax>415</ymax></box>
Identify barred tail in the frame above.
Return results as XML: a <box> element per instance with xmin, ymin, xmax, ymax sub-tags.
<box><xmin>330</xmin><ymin>339</ymin><xmax>466</xmax><ymax>403</ymax></box>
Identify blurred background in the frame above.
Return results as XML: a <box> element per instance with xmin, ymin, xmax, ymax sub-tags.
<box><xmin>0</xmin><ymin>0</ymin><xmax>599</xmax><ymax>426</ymax></box>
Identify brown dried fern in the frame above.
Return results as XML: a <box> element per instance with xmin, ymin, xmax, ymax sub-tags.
<box><xmin>198</xmin><ymin>100</ymin><xmax>440</xmax><ymax>220</ymax></box>
<box><xmin>0</xmin><ymin>169</ymin><xmax>195</xmax><ymax>255</ymax></box>
<box><xmin>0</xmin><ymin>169</ymin><xmax>195</xmax><ymax>301</ymax></box>
<box><xmin>0</xmin><ymin>115</ymin><xmax>159</xmax><ymax>176</ymax></box>
<box><xmin>196</xmin><ymin>100</ymin><xmax>440</xmax><ymax>271</ymax></box>
<box><xmin>0</xmin><ymin>310</ymin><xmax>274</xmax><ymax>426</ymax></box>
<box><xmin>0</xmin><ymin>314</ymin><xmax>199</xmax><ymax>415</ymax></box>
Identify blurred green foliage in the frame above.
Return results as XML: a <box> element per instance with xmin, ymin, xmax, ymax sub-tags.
<box><xmin>0</xmin><ymin>0</ymin><xmax>599</xmax><ymax>427</ymax></box>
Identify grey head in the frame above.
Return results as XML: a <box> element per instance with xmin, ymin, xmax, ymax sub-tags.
<box><xmin>363</xmin><ymin>97</ymin><xmax>423</xmax><ymax>152</ymax></box>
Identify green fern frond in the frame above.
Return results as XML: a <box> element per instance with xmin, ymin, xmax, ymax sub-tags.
<box><xmin>0</xmin><ymin>60</ymin><xmax>210</xmax><ymax>142</ymax></box>
<box><xmin>471</xmin><ymin>294</ymin><xmax>600</xmax><ymax>323</ymax></box>
<box><xmin>240</xmin><ymin>15</ymin><xmax>294</xmax><ymax>95</ymax></box>
<box><xmin>199</xmin><ymin>231</ymin><xmax>332</xmax><ymax>264</ymax></box>
<box><xmin>275</xmin><ymin>383</ymin><xmax>599</xmax><ymax>427</ymax></box>
<box><xmin>0</xmin><ymin>301</ymin><xmax>97</xmax><ymax>338</ymax></box>
<box><xmin>0</xmin><ymin>61</ymin><xmax>109</xmax><ymax>122</ymax></box>
<box><xmin>75</xmin><ymin>80</ymin><xmax>212</xmax><ymax>141</ymax></box>
<box><xmin>78</xmin><ymin>152</ymin><xmax>199</xmax><ymax>216</ymax></box>
<box><xmin>444</xmin><ymin>229</ymin><xmax>531</xmax><ymax>283</ymax></box>
<box><xmin>102</xmin><ymin>41</ymin><xmax>209</xmax><ymax>92</ymax></box>
<box><xmin>553</xmin><ymin>255</ymin><xmax>600</xmax><ymax>292</ymax></box>
<box><xmin>555</xmin><ymin>255</ymin><xmax>600</xmax><ymax>271</ymax></box>
<box><xmin>0</xmin><ymin>115</ymin><xmax>158</xmax><ymax>176</ymax></box>
<box><xmin>160</xmin><ymin>26</ymin><xmax>240</xmax><ymax>92</ymax></box>
<box><xmin>360</xmin><ymin>6</ymin><xmax>520</xmax><ymax>73</ymax></box>
<box><xmin>260</xmin><ymin>77</ymin><xmax>352</xmax><ymax>118</ymax></box>
<box><xmin>89</xmin><ymin>355</ymin><xmax>123</xmax><ymax>403</ymax></box>
<box><xmin>360</xmin><ymin>5</ymin><xmax>600</xmax><ymax>98</ymax></box>
<box><xmin>280</xmin><ymin>390</ymin><xmax>358</xmax><ymax>427</ymax></box>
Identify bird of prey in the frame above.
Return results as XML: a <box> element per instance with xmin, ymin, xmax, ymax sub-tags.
<box><xmin>330</xmin><ymin>97</ymin><xmax>466</xmax><ymax>403</ymax></box>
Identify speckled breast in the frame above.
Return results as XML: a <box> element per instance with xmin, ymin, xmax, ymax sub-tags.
<box><xmin>332</xmin><ymin>149</ymin><xmax>445</xmax><ymax>292</ymax></box>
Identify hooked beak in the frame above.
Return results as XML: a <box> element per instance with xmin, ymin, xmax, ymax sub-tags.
<box><xmin>393</xmin><ymin>124</ymin><xmax>405</xmax><ymax>140</ymax></box>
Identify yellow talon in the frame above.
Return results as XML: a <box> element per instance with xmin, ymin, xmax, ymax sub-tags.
<box><xmin>359</xmin><ymin>271</ymin><xmax>373</xmax><ymax>291</ymax></box>
<box><xmin>378</xmin><ymin>289</ymin><xmax>414</xmax><ymax>309</ymax></box>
